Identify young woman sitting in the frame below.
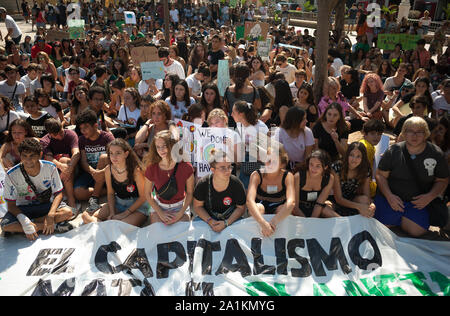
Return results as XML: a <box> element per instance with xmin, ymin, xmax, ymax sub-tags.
<box><xmin>82</xmin><ymin>139</ymin><xmax>150</xmax><ymax>227</ymax></box>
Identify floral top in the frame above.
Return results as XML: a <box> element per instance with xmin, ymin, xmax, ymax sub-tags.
<box><xmin>317</xmin><ymin>92</ymin><xmax>350</xmax><ymax>116</ymax></box>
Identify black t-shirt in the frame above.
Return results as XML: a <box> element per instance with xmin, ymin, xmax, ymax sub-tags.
<box><xmin>393</xmin><ymin>114</ymin><xmax>435</xmax><ymax>136</ymax></box>
<box><xmin>378</xmin><ymin>142</ymin><xmax>449</xmax><ymax>201</ymax></box>
<box><xmin>312</xmin><ymin>122</ymin><xmax>349</xmax><ymax>162</ymax></box>
<box><xmin>340</xmin><ymin>79</ymin><xmax>360</xmax><ymax>101</ymax></box>
<box><xmin>207</xmin><ymin>49</ymin><xmax>225</xmax><ymax>77</ymax></box>
<box><xmin>26</xmin><ymin>112</ymin><xmax>53</xmax><ymax>138</ymax></box>
<box><xmin>193</xmin><ymin>174</ymin><xmax>246</xmax><ymax>215</ymax></box>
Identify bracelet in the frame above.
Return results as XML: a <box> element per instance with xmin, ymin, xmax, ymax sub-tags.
<box><xmin>315</xmin><ymin>202</ymin><xmax>326</xmax><ymax>208</ymax></box>
<box><xmin>224</xmin><ymin>220</ymin><xmax>228</xmax><ymax>228</ymax></box>
<box><xmin>206</xmin><ymin>217</ymin><xmax>213</xmax><ymax>223</ymax></box>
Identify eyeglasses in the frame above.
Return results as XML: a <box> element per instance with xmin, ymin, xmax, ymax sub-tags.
<box><xmin>405</xmin><ymin>130</ymin><xmax>425</xmax><ymax>137</ymax></box>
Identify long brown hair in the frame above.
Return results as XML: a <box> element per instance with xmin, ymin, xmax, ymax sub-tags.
<box><xmin>143</xmin><ymin>130</ymin><xmax>178</xmax><ymax>166</ymax></box>
<box><xmin>107</xmin><ymin>138</ymin><xmax>143</xmax><ymax>185</ymax></box>
<box><xmin>340</xmin><ymin>142</ymin><xmax>371</xmax><ymax>186</ymax></box>
<box><xmin>5</xmin><ymin>119</ymin><xmax>36</xmax><ymax>143</ymax></box>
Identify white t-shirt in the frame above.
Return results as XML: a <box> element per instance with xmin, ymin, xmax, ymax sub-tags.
<box><xmin>4</xmin><ymin>160</ymin><xmax>63</xmax><ymax>206</ymax></box>
<box><xmin>276</xmin><ymin>63</ymin><xmax>297</xmax><ymax>84</ymax></box>
<box><xmin>165</xmin><ymin>59</ymin><xmax>185</xmax><ymax>79</ymax></box>
<box><xmin>5</xmin><ymin>15</ymin><xmax>22</xmax><ymax>39</ymax></box>
<box><xmin>138</xmin><ymin>80</ymin><xmax>150</xmax><ymax>96</ymax></box>
<box><xmin>99</xmin><ymin>37</ymin><xmax>115</xmax><ymax>50</ymax></box>
<box><xmin>332</xmin><ymin>58</ymin><xmax>344</xmax><ymax>77</ymax></box>
<box><xmin>273</xmin><ymin>127</ymin><xmax>315</xmax><ymax>163</ymax></box>
<box><xmin>20</xmin><ymin>74</ymin><xmax>33</xmax><ymax>92</ymax></box>
<box><xmin>117</xmin><ymin>105</ymin><xmax>141</xmax><ymax>128</ymax></box>
<box><xmin>165</xmin><ymin>96</ymin><xmax>196</xmax><ymax>119</ymax></box>
<box><xmin>236</xmin><ymin>120</ymin><xmax>269</xmax><ymax>154</ymax></box>
<box><xmin>433</xmin><ymin>95</ymin><xmax>450</xmax><ymax>114</ymax></box>
<box><xmin>0</xmin><ymin>80</ymin><xmax>26</xmax><ymax>107</ymax></box>
<box><xmin>0</xmin><ymin>110</ymin><xmax>20</xmax><ymax>133</ymax></box>
<box><xmin>185</xmin><ymin>73</ymin><xmax>202</xmax><ymax>97</ymax></box>
<box><xmin>169</xmin><ymin>9</ymin><xmax>179</xmax><ymax>23</ymax></box>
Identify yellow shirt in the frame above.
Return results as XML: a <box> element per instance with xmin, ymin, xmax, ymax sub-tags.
<box><xmin>359</xmin><ymin>138</ymin><xmax>377</xmax><ymax>198</ymax></box>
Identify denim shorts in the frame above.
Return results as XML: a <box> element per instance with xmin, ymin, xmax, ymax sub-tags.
<box><xmin>115</xmin><ymin>196</ymin><xmax>150</xmax><ymax>217</ymax></box>
<box><xmin>374</xmin><ymin>195</ymin><xmax>429</xmax><ymax>230</ymax></box>
<box><xmin>74</xmin><ymin>171</ymin><xmax>95</xmax><ymax>189</ymax></box>
<box><xmin>0</xmin><ymin>201</ymin><xmax>70</xmax><ymax>228</ymax></box>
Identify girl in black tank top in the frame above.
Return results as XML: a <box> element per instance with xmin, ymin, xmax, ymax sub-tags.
<box><xmin>81</xmin><ymin>139</ymin><xmax>149</xmax><ymax>227</ymax></box>
<box><xmin>247</xmin><ymin>145</ymin><xmax>295</xmax><ymax>237</ymax></box>
<box><xmin>294</xmin><ymin>150</ymin><xmax>335</xmax><ymax>218</ymax></box>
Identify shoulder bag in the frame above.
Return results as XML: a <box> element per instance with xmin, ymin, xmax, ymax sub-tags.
<box><xmin>206</xmin><ymin>174</ymin><xmax>236</xmax><ymax>220</ymax></box>
<box><xmin>20</xmin><ymin>163</ymin><xmax>53</xmax><ymax>204</ymax></box>
<box><xmin>156</xmin><ymin>163</ymin><xmax>179</xmax><ymax>201</ymax></box>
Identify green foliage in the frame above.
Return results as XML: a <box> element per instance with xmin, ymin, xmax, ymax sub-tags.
<box><xmin>303</xmin><ymin>0</ymin><xmax>316</xmax><ymax>12</ymax></box>
<box><xmin>443</xmin><ymin>4</ymin><xmax>450</xmax><ymax>20</ymax></box>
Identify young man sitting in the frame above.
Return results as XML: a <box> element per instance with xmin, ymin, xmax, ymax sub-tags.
<box><xmin>74</xmin><ymin>109</ymin><xmax>114</xmax><ymax>213</ymax></box>
<box><xmin>1</xmin><ymin>138</ymin><xmax>74</xmax><ymax>240</ymax></box>
<box><xmin>40</xmin><ymin>118</ymin><xmax>80</xmax><ymax>210</ymax></box>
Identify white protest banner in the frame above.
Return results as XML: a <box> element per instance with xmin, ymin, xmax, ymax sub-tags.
<box><xmin>217</xmin><ymin>60</ymin><xmax>230</xmax><ymax>97</ymax></box>
<box><xmin>141</xmin><ymin>61</ymin><xmax>166</xmax><ymax>80</ymax></box>
<box><xmin>0</xmin><ymin>216</ymin><xmax>449</xmax><ymax>296</ymax></box>
<box><xmin>68</xmin><ymin>19</ymin><xmax>85</xmax><ymax>39</ymax></box>
<box><xmin>244</xmin><ymin>21</ymin><xmax>270</xmax><ymax>41</ymax></box>
<box><xmin>124</xmin><ymin>11</ymin><xmax>137</xmax><ymax>25</ymax></box>
<box><xmin>257</xmin><ymin>38</ymin><xmax>272</xmax><ymax>60</ymax></box>
<box><xmin>278</xmin><ymin>43</ymin><xmax>303</xmax><ymax>51</ymax></box>
<box><xmin>174</xmin><ymin>119</ymin><xmax>200</xmax><ymax>167</ymax></box>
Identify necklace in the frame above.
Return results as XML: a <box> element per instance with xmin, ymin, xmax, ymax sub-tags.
<box><xmin>113</xmin><ymin>165</ymin><xmax>127</xmax><ymax>174</ymax></box>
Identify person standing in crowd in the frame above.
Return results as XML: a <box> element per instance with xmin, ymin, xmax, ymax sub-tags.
<box><xmin>207</xmin><ymin>34</ymin><xmax>224</xmax><ymax>79</ymax></box>
<box><xmin>0</xmin><ymin>7</ymin><xmax>23</xmax><ymax>45</ymax></box>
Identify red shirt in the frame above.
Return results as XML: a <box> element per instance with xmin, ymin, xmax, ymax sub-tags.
<box><xmin>31</xmin><ymin>43</ymin><xmax>53</xmax><ymax>59</ymax></box>
<box><xmin>145</xmin><ymin>162</ymin><xmax>193</xmax><ymax>204</ymax></box>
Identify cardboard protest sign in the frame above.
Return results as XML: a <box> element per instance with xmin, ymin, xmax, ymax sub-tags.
<box><xmin>377</xmin><ymin>34</ymin><xmax>422</xmax><ymax>51</ymax></box>
<box><xmin>244</xmin><ymin>21</ymin><xmax>269</xmax><ymax>41</ymax></box>
<box><xmin>141</xmin><ymin>61</ymin><xmax>166</xmax><ymax>80</ymax></box>
<box><xmin>45</xmin><ymin>30</ymin><xmax>70</xmax><ymax>42</ymax></box>
<box><xmin>130</xmin><ymin>46</ymin><xmax>159</xmax><ymax>65</ymax></box>
<box><xmin>68</xmin><ymin>19</ymin><xmax>85</xmax><ymax>39</ymax></box>
<box><xmin>124</xmin><ymin>11</ymin><xmax>137</xmax><ymax>24</ymax></box>
<box><xmin>257</xmin><ymin>38</ymin><xmax>272</xmax><ymax>60</ymax></box>
<box><xmin>217</xmin><ymin>59</ymin><xmax>230</xmax><ymax>97</ymax></box>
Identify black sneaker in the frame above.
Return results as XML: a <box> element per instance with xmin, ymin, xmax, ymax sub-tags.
<box><xmin>55</xmin><ymin>221</ymin><xmax>74</xmax><ymax>233</ymax></box>
<box><xmin>87</xmin><ymin>196</ymin><xmax>100</xmax><ymax>213</ymax></box>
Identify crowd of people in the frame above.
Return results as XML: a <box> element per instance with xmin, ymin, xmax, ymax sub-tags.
<box><xmin>0</xmin><ymin>1</ymin><xmax>448</xmax><ymax>242</ymax></box>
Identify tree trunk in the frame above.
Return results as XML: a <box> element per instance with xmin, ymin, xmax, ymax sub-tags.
<box><xmin>313</xmin><ymin>0</ymin><xmax>339</xmax><ymax>105</ymax></box>
<box><xmin>334</xmin><ymin>0</ymin><xmax>346</xmax><ymax>41</ymax></box>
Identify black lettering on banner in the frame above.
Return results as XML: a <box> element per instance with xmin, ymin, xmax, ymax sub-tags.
<box><xmin>348</xmin><ymin>231</ymin><xmax>382</xmax><ymax>270</ymax></box>
<box><xmin>80</xmin><ymin>279</ymin><xmax>107</xmax><ymax>296</ymax></box>
<box><xmin>27</xmin><ymin>248</ymin><xmax>75</xmax><ymax>276</ymax></box>
<box><xmin>187</xmin><ymin>241</ymin><xmax>197</xmax><ymax>274</ymax></box>
<box><xmin>275</xmin><ymin>238</ymin><xmax>287</xmax><ymax>275</ymax></box>
<box><xmin>111</xmin><ymin>278</ymin><xmax>142</xmax><ymax>296</ymax></box>
<box><xmin>140</xmin><ymin>278</ymin><xmax>156</xmax><ymax>296</ymax></box>
<box><xmin>31</xmin><ymin>278</ymin><xmax>75</xmax><ymax>296</ymax></box>
<box><xmin>157</xmin><ymin>241</ymin><xmax>187</xmax><ymax>279</ymax></box>
<box><xmin>118</xmin><ymin>248</ymin><xmax>153</xmax><ymax>278</ymax></box>
<box><xmin>215</xmin><ymin>238</ymin><xmax>251</xmax><ymax>277</ymax></box>
<box><xmin>306</xmin><ymin>238</ymin><xmax>352</xmax><ymax>277</ymax></box>
<box><xmin>251</xmin><ymin>238</ymin><xmax>275</xmax><ymax>275</ymax></box>
<box><xmin>197</xmin><ymin>239</ymin><xmax>221</xmax><ymax>275</ymax></box>
<box><xmin>185</xmin><ymin>280</ymin><xmax>215</xmax><ymax>296</ymax></box>
<box><xmin>94</xmin><ymin>242</ymin><xmax>122</xmax><ymax>274</ymax></box>
<box><xmin>287</xmin><ymin>239</ymin><xmax>312</xmax><ymax>278</ymax></box>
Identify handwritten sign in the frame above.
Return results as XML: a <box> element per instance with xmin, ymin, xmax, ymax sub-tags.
<box><xmin>257</xmin><ymin>38</ymin><xmax>272</xmax><ymax>60</ymax></box>
<box><xmin>141</xmin><ymin>61</ymin><xmax>166</xmax><ymax>80</ymax></box>
<box><xmin>124</xmin><ymin>11</ymin><xmax>137</xmax><ymax>24</ymax></box>
<box><xmin>244</xmin><ymin>22</ymin><xmax>269</xmax><ymax>41</ymax></box>
<box><xmin>68</xmin><ymin>19</ymin><xmax>85</xmax><ymax>39</ymax></box>
<box><xmin>130</xmin><ymin>46</ymin><xmax>159</xmax><ymax>65</ymax></box>
<box><xmin>377</xmin><ymin>34</ymin><xmax>422</xmax><ymax>51</ymax></box>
